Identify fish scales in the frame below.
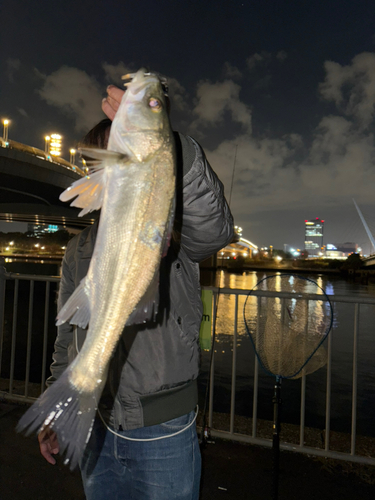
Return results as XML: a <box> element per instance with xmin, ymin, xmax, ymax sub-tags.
<box><xmin>73</xmin><ymin>159</ymin><xmax>173</xmax><ymax>391</ymax></box>
<box><xmin>17</xmin><ymin>69</ymin><xmax>176</xmax><ymax>468</ymax></box>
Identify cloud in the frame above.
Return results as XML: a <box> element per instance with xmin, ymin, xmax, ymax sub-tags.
<box><xmin>191</xmin><ymin>79</ymin><xmax>252</xmax><ymax>133</ymax></box>
<box><xmin>300</xmin><ymin>114</ymin><xmax>375</xmax><ymax>202</ymax></box>
<box><xmin>102</xmin><ymin>61</ymin><xmax>133</xmax><ymax>84</ymax></box>
<box><xmin>245</xmin><ymin>51</ymin><xmax>286</xmax><ymax>89</ymax></box>
<box><xmin>167</xmin><ymin>77</ymin><xmax>188</xmax><ymax>112</ymax></box>
<box><xmin>319</xmin><ymin>52</ymin><xmax>375</xmax><ymax>128</ymax></box>
<box><xmin>205</xmin><ymin>132</ymin><xmax>303</xmax><ymax>221</ymax></box>
<box><xmin>37</xmin><ymin>66</ymin><xmax>104</xmax><ymax>133</ymax></box>
<box><xmin>17</xmin><ymin>108</ymin><xmax>28</xmax><ymax>118</ymax></box>
<box><xmin>276</xmin><ymin>50</ymin><xmax>287</xmax><ymax>62</ymax></box>
<box><xmin>222</xmin><ymin>62</ymin><xmax>242</xmax><ymax>80</ymax></box>
<box><xmin>246</xmin><ymin>51</ymin><xmax>272</xmax><ymax>70</ymax></box>
<box><xmin>247</xmin><ymin>50</ymin><xmax>287</xmax><ymax>69</ymax></box>
<box><xmin>6</xmin><ymin>58</ymin><xmax>21</xmax><ymax>82</ymax></box>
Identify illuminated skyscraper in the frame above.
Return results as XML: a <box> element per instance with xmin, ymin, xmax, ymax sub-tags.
<box><xmin>304</xmin><ymin>218</ymin><xmax>324</xmax><ymax>256</ymax></box>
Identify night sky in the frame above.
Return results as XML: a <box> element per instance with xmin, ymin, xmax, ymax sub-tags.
<box><xmin>1</xmin><ymin>0</ymin><xmax>375</xmax><ymax>251</ymax></box>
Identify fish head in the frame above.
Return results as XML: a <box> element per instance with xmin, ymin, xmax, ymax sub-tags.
<box><xmin>108</xmin><ymin>69</ymin><xmax>172</xmax><ymax>161</ymax></box>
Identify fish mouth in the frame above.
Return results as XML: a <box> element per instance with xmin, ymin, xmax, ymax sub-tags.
<box><xmin>121</xmin><ymin>70</ymin><xmax>168</xmax><ymax>96</ymax></box>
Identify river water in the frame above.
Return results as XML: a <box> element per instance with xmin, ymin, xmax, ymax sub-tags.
<box><xmin>2</xmin><ymin>261</ymin><xmax>375</xmax><ymax>437</ymax></box>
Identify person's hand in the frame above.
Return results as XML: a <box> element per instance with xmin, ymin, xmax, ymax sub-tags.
<box><xmin>38</xmin><ymin>427</ymin><xmax>59</xmax><ymax>465</ymax></box>
<box><xmin>102</xmin><ymin>85</ymin><xmax>125</xmax><ymax>120</ymax></box>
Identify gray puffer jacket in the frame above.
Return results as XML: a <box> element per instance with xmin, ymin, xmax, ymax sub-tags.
<box><xmin>47</xmin><ymin>133</ymin><xmax>233</xmax><ymax>430</ymax></box>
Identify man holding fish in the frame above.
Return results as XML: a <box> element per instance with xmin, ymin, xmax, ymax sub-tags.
<box><xmin>20</xmin><ymin>70</ymin><xmax>234</xmax><ymax>499</ymax></box>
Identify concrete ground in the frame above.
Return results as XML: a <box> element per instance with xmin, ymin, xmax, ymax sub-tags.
<box><xmin>1</xmin><ymin>402</ymin><xmax>374</xmax><ymax>500</ymax></box>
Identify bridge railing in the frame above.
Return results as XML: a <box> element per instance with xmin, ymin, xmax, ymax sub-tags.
<box><xmin>1</xmin><ymin>138</ymin><xmax>86</xmax><ymax>176</ymax></box>
<box><xmin>0</xmin><ymin>266</ymin><xmax>374</xmax><ymax>466</ymax></box>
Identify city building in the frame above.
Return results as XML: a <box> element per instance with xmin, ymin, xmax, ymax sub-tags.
<box><xmin>304</xmin><ymin>218</ymin><xmax>324</xmax><ymax>256</ymax></box>
<box><xmin>324</xmin><ymin>242</ymin><xmax>361</xmax><ymax>259</ymax></box>
<box><xmin>27</xmin><ymin>223</ymin><xmax>60</xmax><ymax>237</ymax></box>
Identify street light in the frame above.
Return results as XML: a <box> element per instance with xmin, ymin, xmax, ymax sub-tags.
<box><xmin>44</xmin><ymin>136</ymin><xmax>50</xmax><ymax>154</ymax></box>
<box><xmin>70</xmin><ymin>148</ymin><xmax>76</xmax><ymax>164</ymax></box>
<box><xmin>3</xmin><ymin>119</ymin><xmax>9</xmax><ymax>142</ymax></box>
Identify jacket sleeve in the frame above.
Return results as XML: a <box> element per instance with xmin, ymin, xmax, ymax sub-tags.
<box><xmin>46</xmin><ymin>242</ymin><xmax>76</xmax><ymax>386</ymax></box>
<box><xmin>175</xmin><ymin>133</ymin><xmax>234</xmax><ymax>262</ymax></box>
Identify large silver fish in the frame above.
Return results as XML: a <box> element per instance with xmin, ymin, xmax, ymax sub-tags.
<box><xmin>17</xmin><ymin>69</ymin><xmax>176</xmax><ymax>468</ymax></box>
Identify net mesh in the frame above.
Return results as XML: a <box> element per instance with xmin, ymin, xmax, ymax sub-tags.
<box><xmin>244</xmin><ymin>275</ymin><xmax>332</xmax><ymax>379</ymax></box>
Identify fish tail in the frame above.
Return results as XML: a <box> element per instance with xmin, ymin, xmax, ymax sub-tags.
<box><xmin>16</xmin><ymin>368</ymin><xmax>104</xmax><ymax>470</ymax></box>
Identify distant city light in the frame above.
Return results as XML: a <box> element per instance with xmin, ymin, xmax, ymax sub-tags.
<box><xmin>50</xmin><ymin>133</ymin><xmax>62</xmax><ymax>156</ymax></box>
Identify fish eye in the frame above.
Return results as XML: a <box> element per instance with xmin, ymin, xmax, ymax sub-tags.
<box><xmin>148</xmin><ymin>97</ymin><xmax>162</xmax><ymax>112</ymax></box>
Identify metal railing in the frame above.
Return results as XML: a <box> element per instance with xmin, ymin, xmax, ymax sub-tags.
<box><xmin>0</xmin><ymin>266</ymin><xmax>375</xmax><ymax>466</ymax></box>
<box><xmin>205</xmin><ymin>286</ymin><xmax>375</xmax><ymax>466</ymax></box>
<box><xmin>0</xmin><ymin>265</ymin><xmax>60</xmax><ymax>401</ymax></box>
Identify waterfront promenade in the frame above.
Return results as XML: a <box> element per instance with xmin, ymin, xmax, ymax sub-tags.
<box><xmin>1</xmin><ymin>402</ymin><xmax>374</xmax><ymax>500</ymax></box>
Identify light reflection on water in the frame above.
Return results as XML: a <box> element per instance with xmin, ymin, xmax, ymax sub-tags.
<box><xmin>199</xmin><ymin>270</ymin><xmax>375</xmax><ymax>437</ymax></box>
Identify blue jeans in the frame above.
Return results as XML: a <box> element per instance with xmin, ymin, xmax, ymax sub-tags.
<box><xmin>80</xmin><ymin>410</ymin><xmax>201</xmax><ymax>500</ymax></box>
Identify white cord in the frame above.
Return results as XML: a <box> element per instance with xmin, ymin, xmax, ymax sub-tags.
<box><xmin>74</xmin><ymin>328</ymin><xmax>198</xmax><ymax>442</ymax></box>
<box><xmin>97</xmin><ymin>405</ymin><xmax>198</xmax><ymax>442</ymax></box>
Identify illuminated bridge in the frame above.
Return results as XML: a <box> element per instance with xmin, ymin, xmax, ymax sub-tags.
<box><xmin>0</xmin><ymin>138</ymin><xmax>95</xmax><ymax>230</ymax></box>
<box><xmin>220</xmin><ymin>236</ymin><xmax>258</xmax><ymax>260</ymax></box>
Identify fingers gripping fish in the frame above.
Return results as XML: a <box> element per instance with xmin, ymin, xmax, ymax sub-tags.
<box><xmin>17</xmin><ymin>70</ymin><xmax>176</xmax><ymax>469</ymax></box>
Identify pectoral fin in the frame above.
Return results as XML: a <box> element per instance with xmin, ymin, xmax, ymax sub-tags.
<box><xmin>56</xmin><ymin>278</ymin><xmax>91</xmax><ymax>328</ymax></box>
<box><xmin>60</xmin><ymin>170</ymin><xmax>107</xmax><ymax>216</ymax></box>
<box><xmin>60</xmin><ymin>148</ymin><xmax>129</xmax><ymax>216</ymax></box>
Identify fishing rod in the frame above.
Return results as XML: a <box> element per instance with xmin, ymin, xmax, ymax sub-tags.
<box><xmin>199</xmin><ymin>143</ymin><xmax>238</xmax><ymax>448</ymax></box>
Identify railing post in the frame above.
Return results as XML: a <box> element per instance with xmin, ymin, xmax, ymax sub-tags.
<box><xmin>0</xmin><ymin>258</ymin><xmax>6</xmax><ymax>375</ymax></box>
<box><xmin>208</xmin><ymin>292</ymin><xmax>216</xmax><ymax>429</ymax></box>
<box><xmin>9</xmin><ymin>279</ymin><xmax>19</xmax><ymax>395</ymax></box>
<box><xmin>230</xmin><ymin>295</ymin><xmax>238</xmax><ymax>434</ymax></box>
<box><xmin>351</xmin><ymin>303</ymin><xmax>359</xmax><ymax>455</ymax></box>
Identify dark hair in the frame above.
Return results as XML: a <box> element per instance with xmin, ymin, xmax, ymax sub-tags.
<box><xmin>79</xmin><ymin>118</ymin><xmax>112</xmax><ymax>149</ymax></box>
